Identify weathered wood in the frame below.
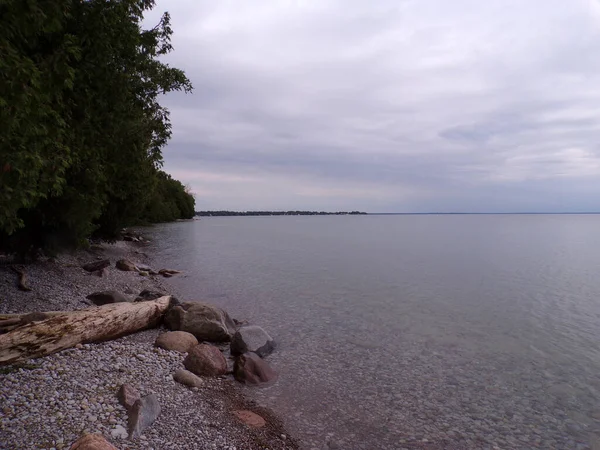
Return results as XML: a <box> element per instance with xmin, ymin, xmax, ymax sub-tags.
<box><xmin>11</xmin><ymin>265</ymin><xmax>31</xmax><ymax>291</ymax></box>
<box><xmin>0</xmin><ymin>296</ymin><xmax>171</xmax><ymax>365</ymax></box>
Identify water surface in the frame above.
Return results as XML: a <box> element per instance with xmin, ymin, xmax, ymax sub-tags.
<box><xmin>148</xmin><ymin>215</ymin><xmax>600</xmax><ymax>449</ymax></box>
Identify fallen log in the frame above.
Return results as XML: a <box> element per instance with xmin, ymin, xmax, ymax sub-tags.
<box><xmin>0</xmin><ymin>296</ymin><xmax>171</xmax><ymax>366</ymax></box>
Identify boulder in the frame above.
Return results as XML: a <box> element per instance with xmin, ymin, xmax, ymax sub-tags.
<box><xmin>183</xmin><ymin>343</ymin><xmax>227</xmax><ymax>377</ymax></box>
<box><xmin>117</xmin><ymin>384</ymin><xmax>140</xmax><ymax>411</ymax></box>
<box><xmin>234</xmin><ymin>352</ymin><xmax>278</xmax><ymax>386</ymax></box>
<box><xmin>173</xmin><ymin>369</ymin><xmax>204</xmax><ymax>388</ymax></box>
<box><xmin>134</xmin><ymin>289</ymin><xmax>168</xmax><ymax>302</ymax></box>
<box><xmin>230</xmin><ymin>325</ymin><xmax>275</xmax><ymax>358</ymax></box>
<box><xmin>82</xmin><ymin>260</ymin><xmax>111</xmax><ymax>272</ymax></box>
<box><xmin>69</xmin><ymin>433</ymin><xmax>117</xmax><ymax>450</ymax></box>
<box><xmin>128</xmin><ymin>393</ymin><xmax>161</xmax><ymax>439</ymax></box>
<box><xmin>86</xmin><ymin>291</ymin><xmax>130</xmax><ymax>306</ymax></box>
<box><xmin>232</xmin><ymin>410</ymin><xmax>266</xmax><ymax>428</ymax></box>
<box><xmin>155</xmin><ymin>331</ymin><xmax>198</xmax><ymax>353</ymax></box>
<box><xmin>164</xmin><ymin>302</ymin><xmax>236</xmax><ymax>342</ymax></box>
<box><xmin>115</xmin><ymin>259</ymin><xmax>137</xmax><ymax>271</ymax></box>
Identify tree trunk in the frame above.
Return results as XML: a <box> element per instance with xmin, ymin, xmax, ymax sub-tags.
<box><xmin>0</xmin><ymin>296</ymin><xmax>171</xmax><ymax>366</ymax></box>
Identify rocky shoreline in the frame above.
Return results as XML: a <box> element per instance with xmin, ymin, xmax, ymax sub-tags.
<box><xmin>0</xmin><ymin>239</ymin><xmax>297</xmax><ymax>450</ymax></box>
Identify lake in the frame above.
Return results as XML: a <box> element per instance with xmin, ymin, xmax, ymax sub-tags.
<box><xmin>148</xmin><ymin>214</ymin><xmax>600</xmax><ymax>449</ymax></box>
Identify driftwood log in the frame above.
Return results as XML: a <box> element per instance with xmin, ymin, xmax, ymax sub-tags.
<box><xmin>0</xmin><ymin>296</ymin><xmax>171</xmax><ymax>366</ymax></box>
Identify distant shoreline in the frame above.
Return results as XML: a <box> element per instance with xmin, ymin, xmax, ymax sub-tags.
<box><xmin>195</xmin><ymin>211</ymin><xmax>367</xmax><ymax>217</ymax></box>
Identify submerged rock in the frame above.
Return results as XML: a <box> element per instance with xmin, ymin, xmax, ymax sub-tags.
<box><xmin>184</xmin><ymin>343</ymin><xmax>227</xmax><ymax>377</ymax></box>
<box><xmin>232</xmin><ymin>410</ymin><xmax>266</xmax><ymax>428</ymax></box>
<box><xmin>164</xmin><ymin>302</ymin><xmax>236</xmax><ymax>342</ymax></box>
<box><xmin>230</xmin><ymin>325</ymin><xmax>275</xmax><ymax>358</ymax></box>
<box><xmin>234</xmin><ymin>352</ymin><xmax>278</xmax><ymax>385</ymax></box>
<box><xmin>86</xmin><ymin>291</ymin><xmax>130</xmax><ymax>306</ymax></box>
<box><xmin>155</xmin><ymin>331</ymin><xmax>198</xmax><ymax>353</ymax></box>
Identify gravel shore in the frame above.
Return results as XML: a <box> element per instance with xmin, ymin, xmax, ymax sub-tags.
<box><xmin>0</xmin><ymin>240</ymin><xmax>297</xmax><ymax>450</ymax></box>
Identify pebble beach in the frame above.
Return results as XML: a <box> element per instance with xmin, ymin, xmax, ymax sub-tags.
<box><xmin>0</xmin><ymin>240</ymin><xmax>296</xmax><ymax>450</ymax></box>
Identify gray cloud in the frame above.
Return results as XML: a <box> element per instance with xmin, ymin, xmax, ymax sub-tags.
<box><xmin>146</xmin><ymin>0</ymin><xmax>600</xmax><ymax>212</ymax></box>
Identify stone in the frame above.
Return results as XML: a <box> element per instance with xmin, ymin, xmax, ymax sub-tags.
<box><xmin>234</xmin><ymin>352</ymin><xmax>278</xmax><ymax>385</ymax></box>
<box><xmin>173</xmin><ymin>369</ymin><xmax>204</xmax><ymax>388</ymax></box>
<box><xmin>86</xmin><ymin>290</ymin><xmax>130</xmax><ymax>306</ymax></box>
<box><xmin>232</xmin><ymin>410</ymin><xmax>266</xmax><ymax>428</ymax></box>
<box><xmin>155</xmin><ymin>331</ymin><xmax>198</xmax><ymax>353</ymax></box>
<box><xmin>183</xmin><ymin>344</ymin><xmax>227</xmax><ymax>377</ymax></box>
<box><xmin>164</xmin><ymin>302</ymin><xmax>236</xmax><ymax>342</ymax></box>
<box><xmin>128</xmin><ymin>393</ymin><xmax>161</xmax><ymax>439</ymax></box>
<box><xmin>134</xmin><ymin>289</ymin><xmax>168</xmax><ymax>302</ymax></box>
<box><xmin>115</xmin><ymin>259</ymin><xmax>137</xmax><ymax>271</ymax></box>
<box><xmin>230</xmin><ymin>325</ymin><xmax>276</xmax><ymax>358</ymax></box>
<box><xmin>91</xmin><ymin>268</ymin><xmax>107</xmax><ymax>277</ymax></box>
<box><xmin>110</xmin><ymin>425</ymin><xmax>128</xmax><ymax>440</ymax></box>
<box><xmin>82</xmin><ymin>260</ymin><xmax>111</xmax><ymax>272</ymax></box>
<box><xmin>117</xmin><ymin>384</ymin><xmax>140</xmax><ymax>411</ymax></box>
<box><xmin>158</xmin><ymin>269</ymin><xmax>182</xmax><ymax>277</ymax></box>
<box><xmin>69</xmin><ymin>433</ymin><xmax>117</xmax><ymax>450</ymax></box>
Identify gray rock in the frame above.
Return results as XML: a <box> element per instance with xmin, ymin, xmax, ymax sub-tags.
<box><xmin>173</xmin><ymin>369</ymin><xmax>204</xmax><ymax>388</ymax></box>
<box><xmin>82</xmin><ymin>259</ymin><xmax>110</xmax><ymax>272</ymax></box>
<box><xmin>86</xmin><ymin>290</ymin><xmax>130</xmax><ymax>306</ymax></box>
<box><xmin>128</xmin><ymin>393</ymin><xmax>161</xmax><ymax>439</ymax></box>
<box><xmin>164</xmin><ymin>302</ymin><xmax>236</xmax><ymax>342</ymax></box>
<box><xmin>233</xmin><ymin>352</ymin><xmax>278</xmax><ymax>385</ymax></box>
<box><xmin>183</xmin><ymin>344</ymin><xmax>228</xmax><ymax>377</ymax></box>
<box><xmin>230</xmin><ymin>325</ymin><xmax>275</xmax><ymax>357</ymax></box>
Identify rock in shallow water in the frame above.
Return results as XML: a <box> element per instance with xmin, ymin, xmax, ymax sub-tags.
<box><xmin>155</xmin><ymin>331</ymin><xmax>198</xmax><ymax>353</ymax></box>
<box><xmin>184</xmin><ymin>343</ymin><xmax>228</xmax><ymax>377</ymax></box>
<box><xmin>230</xmin><ymin>325</ymin><xmax>276</xmax><ymax>357</ymax></box>
<box><xmin>164</xmin><ymin>302</ymin><xmax>236</xmax><ymax>342</ymax></box>
<box><xmin>234</xmin><ymin>352</ymin><xmax>278</xmax><ymax>385</ymax></box>
<box><xmin>233</xmin><ymin>410</ymin><xmax>266</xmax><ymax>428</ymax></box>
<box><xmin>128</xmin><ymin>393</ymin><xmax>161</xmax><ymax>439</ymax></box>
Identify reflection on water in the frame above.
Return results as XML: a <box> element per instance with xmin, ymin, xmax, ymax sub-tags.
<box><xmin>148</xmin><ymin>215</ymin><xmax>600</xmax><ymax>449</ymax></box>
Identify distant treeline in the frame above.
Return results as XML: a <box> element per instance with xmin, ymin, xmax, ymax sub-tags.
<box><xmin>196</xmin><ymin>211</ymin><xmax>368</xmax><ymax>217</ymax></box>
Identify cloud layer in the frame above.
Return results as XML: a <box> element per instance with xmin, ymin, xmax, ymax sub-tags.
<box><xmin>146</xmin><ymin>0</ymin><xmax>600</xmax><ymax>212</ymax></box>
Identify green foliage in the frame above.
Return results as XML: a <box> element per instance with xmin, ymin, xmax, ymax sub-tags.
<box><xmin>0</xmin><ymin>0</ymin><xmax>194</xmax><ymax>253</ymax></box>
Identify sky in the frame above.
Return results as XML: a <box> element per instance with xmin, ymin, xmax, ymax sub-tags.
<box><xmin>145</xmin><ymin>0</ymin><xmax>600</xmax><ymax>213</ymax></box>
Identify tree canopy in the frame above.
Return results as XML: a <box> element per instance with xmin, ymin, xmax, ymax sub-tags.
<box><xmin>0</xmin><ymin>0</ymin><xmax>194</xmax><ymax>254</ymax></box>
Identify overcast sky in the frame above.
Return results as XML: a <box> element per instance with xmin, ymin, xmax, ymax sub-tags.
<box><xmin>145</xmin><ymin>0</ymin><xmax>600</xmax><ymax>213</ymax></box>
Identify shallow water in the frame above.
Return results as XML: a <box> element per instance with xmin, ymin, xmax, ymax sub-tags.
<box><xmin>148</xmin><ymin>215</ymin><xmax>600</xmax><ymax>449</ymax></box>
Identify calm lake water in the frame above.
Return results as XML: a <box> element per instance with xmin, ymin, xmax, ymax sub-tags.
<box><xmin>148</xmin><ymin>215</ymin><xmax>600</xmax><ymax>449</ymax></box>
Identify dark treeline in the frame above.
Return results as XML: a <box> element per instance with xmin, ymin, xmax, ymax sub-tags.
<box><xmin>197</xmin><ymin>211</ymin><xmax>368</xmax><ymax>217</ymax></box>
<box><xmin>0</xmin><ymin>0</ymin><xmax>194</xmax><ymax>255</ymax></box>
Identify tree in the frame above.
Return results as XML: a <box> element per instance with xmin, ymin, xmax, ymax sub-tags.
<box><xmin>0</xmin><ymin>0</ymin><xmax>194</xmax><ymax>254</ymax></box>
